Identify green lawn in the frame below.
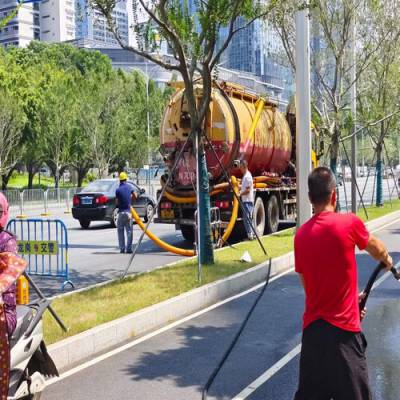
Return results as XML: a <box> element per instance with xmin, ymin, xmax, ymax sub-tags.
<box><xmin>43</xmin><ymin>199</ymin><xmax>400</xmax><ymax>344</ymax></box>
<box><xmin>358</xmin><ymin>199</ymin><xmax>400</xmax><ymax>221</ymax></box>
<box><xmin>7</xmin><ymin>173</ymin><xmax>77</xmax><ymax>190</ymax></box>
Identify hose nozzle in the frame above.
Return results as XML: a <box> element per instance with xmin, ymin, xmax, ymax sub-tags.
<box><xmin>390</xmin><ymin>267</ymin><xmax>400</xmax><ymax>280</ymax></box>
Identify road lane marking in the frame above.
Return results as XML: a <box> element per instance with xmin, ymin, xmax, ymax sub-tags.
<box><xmin>231</xmin><ymin>344</ymin><xmax>302</xmax><ymax>400</ymax></box>
<box><xmin>231</xmin><ymin>258</ymin><xmax>400</xmax><ymax>400</ymax></box>
<box><xmin>46</xmin><ymin>217</ymin><xmax>400</xmax><ymax>387</ymax></box>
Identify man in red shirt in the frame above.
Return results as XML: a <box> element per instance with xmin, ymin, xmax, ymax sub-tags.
<box><xmin>294</xmin><ymin>167</ymin><xmax>393</xmax><ymax>400</ymax></box>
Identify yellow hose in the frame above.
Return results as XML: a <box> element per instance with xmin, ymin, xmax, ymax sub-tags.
<box><xmin>131</xmin><ymin>176</ymin><xmax>240</xmax><ymax>255</ymax></box>
<box><xmin>163</xmin><ymin>189</ymin><xmax>224</xmax><ymax>204</ymax></box>
<box><xmin>220</xmin><ymin>176</ymin><xmax>239</xmax><ymax>243</ymax></box>
<box><xmin>131</xmin><ymin>207</ymin><xmax>195</xmax><ymax>257</ymax></box>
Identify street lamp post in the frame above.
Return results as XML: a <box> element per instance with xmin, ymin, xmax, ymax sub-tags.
<box><xmin>145</xmin><ymin>61</ymin><xmax>151</xmax><ymax>167</ymax></box>
<box><xmin>350</xmin><ymin>9</ymin><xmax>357</xmax><ymax>213</ymax></box>
<box><xmin>295</xmin><ymin>5</ymin><xmax>312</xmax><ymax>227</ymax></box>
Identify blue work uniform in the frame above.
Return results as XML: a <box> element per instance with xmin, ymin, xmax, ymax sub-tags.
<box><xmin>116</xmin><ymin>182</ymin><xmax>134</xmax><ymax>253</ymax></box>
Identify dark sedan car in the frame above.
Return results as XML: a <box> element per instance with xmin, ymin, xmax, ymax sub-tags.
<box><xmin>72</xmin><ymin>179</ymin><xmax>156</xmax><ymax>229</ymax></box>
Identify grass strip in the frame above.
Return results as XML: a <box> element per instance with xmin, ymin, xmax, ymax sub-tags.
<box><xmin>44</xmin><ymin>199</ymin><xmax>400</xmax><ymax>344</ymax></box>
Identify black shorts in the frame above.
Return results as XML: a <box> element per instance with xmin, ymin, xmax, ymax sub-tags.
<box><xmin>294</xmin><ymin>319</ymin><xmax>371</xmax><ymax>400</ymax></box>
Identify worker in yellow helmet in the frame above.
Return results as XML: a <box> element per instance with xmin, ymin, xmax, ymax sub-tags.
<box><xmin>116</xmin><ymin>172</ymin><xmax>136</xmax><ymax>253</ymax></box>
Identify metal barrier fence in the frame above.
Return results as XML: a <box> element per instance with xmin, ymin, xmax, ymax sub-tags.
<box><xmin>6</xmin><ymin>218</ymin><xmax>74</xmax><ymax>290</ymax></box>
<box><xmin>0</xmin><ymin>188</ymin><xmax>83</xmax><ymax>217</ymax></box>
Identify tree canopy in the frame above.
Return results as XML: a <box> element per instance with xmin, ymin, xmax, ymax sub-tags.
<box><xmin>0</xmin><ymin>42</ymin><xmax>170</xmax><ymax>189</ymax></box>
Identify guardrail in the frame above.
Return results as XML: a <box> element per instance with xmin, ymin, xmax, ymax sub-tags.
<box><xmin>0</xmin><ymin>188</ymin><xmax>83</xmax><ymax>217</ymax></box>
<box><xmin>6</xmin><ymin>218</ymin><xmax>74</xmax><ymax>290</ymax></box>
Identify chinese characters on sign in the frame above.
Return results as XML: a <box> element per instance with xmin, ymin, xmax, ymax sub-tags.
<box><xmin>17</xmin><ymin>241</ymin><xmax>58</xmax><ymax>255</ymax></box>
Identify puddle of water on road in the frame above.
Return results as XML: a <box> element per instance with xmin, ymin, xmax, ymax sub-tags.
<box><xmin>364</xmin><ymin>299</ymin><xmax>400</xmax><ymax>400</ymax></box>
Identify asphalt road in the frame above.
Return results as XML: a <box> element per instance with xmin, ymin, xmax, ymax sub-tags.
<box><xmin>43</xmin><ymin>217</ymin><xmax>400</xmax><ymax>400</ymax></box>
<box><xmin>337</xmin><ymin>175</ymin><xmax>399</xmax><ymax>210</ymax></box>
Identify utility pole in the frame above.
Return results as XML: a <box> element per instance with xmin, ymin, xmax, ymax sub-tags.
<box><xmin>145</xmin><ymin>61</ymin><xmax>152</xmax><ymax>191</ymax></box>
<box><xmin>295</xmin><ymin>5</ymin><xmax>312</xmax><ymax>227</ymax></box>
<box><xmin>145</xmin><ymin>61</ymin><xmax>151</xmax><ymax>167</ymax></box>
<box><xmin>350</xmin><ymin>7</ymin><xmax>357</xmax><ymax>213</ymax></box>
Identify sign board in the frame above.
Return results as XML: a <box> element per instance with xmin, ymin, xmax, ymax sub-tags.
<box><xmin>17</xmin><ymin>240</ymin><xmax>58</xmax><ymax>255</ymax></box>
<box><xmin>143</xmin><ymin>165</ymin><xmax>150</xmax><ymax>170</ymax></box>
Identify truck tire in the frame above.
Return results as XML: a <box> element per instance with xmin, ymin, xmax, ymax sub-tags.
<box><xmin>180</xmin><ymin>225</ymin><xmax>195</xmax><ymax>242</ymax></box>
<box><xmin>253</xmin><ymin>197</ymin><xmax>266</xmax><ymax>238</ymax></box>
<box><xmin>265</xmin><ymin>195</ymin><xmax>279</xmax><ymax>234</ymax></box>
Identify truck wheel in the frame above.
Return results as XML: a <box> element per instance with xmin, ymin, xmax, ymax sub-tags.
<box><xmin>79</xmin><ymin>219</ymin><xmax>90</xmax><ymax>229</ymax></box>
<box><xmin>180</xmin><ymin>225</ymin><xmax>195</xmax><ymax>242</ymax></box>
<box><xmin>252</xmin><ymin>197</ymin><xmax>266</xmax><ymax>238</ymax></box>
<box><xmin>265</xmin><ymin>195</ymin><xmax>279</xmax><ymax>234</ymax></box>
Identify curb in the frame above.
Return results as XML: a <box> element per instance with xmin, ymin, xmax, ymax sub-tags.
<box><xmin>48</xmin><ymin>210</ymin><xmax>400</xmax><ymax>372</ymax></box>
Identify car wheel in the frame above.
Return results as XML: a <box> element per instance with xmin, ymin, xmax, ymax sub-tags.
<box><xmin>79</xmin><ymin>219</ymin><xmax>90</xmax><ymax>229</ymax></box>
<box><xmin>144</xmin><ymin>203</ymin><xmax>154</xmax><ymax>223</ymax></box>
<box><xmin>111</xmin><ymin>208</ymin><xmax>118</xmax><ymax>228</ymax></box>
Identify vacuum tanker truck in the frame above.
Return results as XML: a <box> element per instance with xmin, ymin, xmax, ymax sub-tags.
<box><xmin>155</xmin><ymin>81</ymin><xmax>311</xmax><ymax>242</ymax></box>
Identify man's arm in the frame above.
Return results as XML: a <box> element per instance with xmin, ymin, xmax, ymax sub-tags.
<box><xmin>241</xmin><ymin>186</ymin><xmax>251</xmax><ymax>196</ymax></box>
<box><xmin>365</xmin><ymin>234</ymin><xmax>393</xmax><ymax>269</ymax></box>
<box><xmin>240</xmin><ymin>176</ymin><xmax>252</xmax><ymax>196</ymax></box>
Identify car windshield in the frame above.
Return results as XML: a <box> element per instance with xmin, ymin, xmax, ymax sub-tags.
<box><xmin>81</xmin><ymin>180</ymin><xmax>116</xmax><ymax>193</ymax></box>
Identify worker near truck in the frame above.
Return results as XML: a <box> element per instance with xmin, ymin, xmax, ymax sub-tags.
<box><xmin>294</xmin><ymin>167</ymin><xmax>393</xmax><ymax>400</ymax></box>
<box><xmin>116</xmin><ymin>172</ymin><xmax>137</xmax><ymax>253</ymax></box>
<box><xmin>239</xmin><ymin>160</ymin><xmax>255</xmax><ymax>240</ymax></box>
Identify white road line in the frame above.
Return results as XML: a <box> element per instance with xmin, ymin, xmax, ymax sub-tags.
<box><xmin>232</xmin><ymin>344</ymin><xmax>302</xmax><ymax>400</ymax></box>
<box><xmin>47</xmin><ymin>266</ymin><xmax>295</xmax><ymax>386</ymax></box>
<box><xmin>231</xmin><ymin>258</ymin><xmax>400</xmax><ymax>400</ymax></box>
<box><xmin>47</xmin><ymin>216</ymin><xmax>400</xmax><ymax>387</ymax></box>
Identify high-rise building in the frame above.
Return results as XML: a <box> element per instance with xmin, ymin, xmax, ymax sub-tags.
<box><xmin>75</xmin><ymin>0</ymin><xmax>129</xmax><ymax>47</ymax></box>
<box><xmin>0</xmin><ymin>0</ymin><xmax>40</xmax><ymax>48</ymax></box>
<box><xmin>225</xmin><ymin>18</ymin><xmax>293</xmax><ymax>101</ymax></box>
<box><xmin>40</xmin><ymin>0</ymin><xmax>75</xmax><ymax>43</ymax></box>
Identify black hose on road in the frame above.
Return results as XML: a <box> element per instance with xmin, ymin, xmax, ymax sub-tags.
<box><xmin>202</xmin><ymin>259</ymin><xmax>272</xmax><ymax>400</ymax></box>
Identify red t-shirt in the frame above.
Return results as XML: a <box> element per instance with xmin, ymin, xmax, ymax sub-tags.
<box><xmin>295</xmin><ymin>211</ymin><xmax>369</xmax><ymax>332</ymax></box>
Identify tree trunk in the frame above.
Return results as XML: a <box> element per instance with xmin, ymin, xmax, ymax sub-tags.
<box><xmin>76</xmin><ymin>166</ymin><xmax>90</xmax><ymax>188</ymax></box>
<box><xmin>376</xmin><ymin>145</ymin><xmax>383</xmax><ymax>207</ymax></box>
<box><xmin>330</xmin><ymin>128</ymin><xmax>340</xmax><ymax>175</ymax></box>
<box><xmin>27</xmin><ymin>163</ymin><xmax>37</xmax><ymax>189</ymax></box>
<box><xmin>196</xmin><ymin>130</ymin><xmax>214</xmax><ymax>265</ymax></box>
<box><xmin>1</xmin><ymin>168</ymin><xmax>14</xmax><ymax>190</ymax></box>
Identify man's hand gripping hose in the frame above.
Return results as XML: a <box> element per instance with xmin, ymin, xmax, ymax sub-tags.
<box><xmin>359</xmin><ymin>257</ymin><xmax>400</xmax><ymax>314</ymax></box>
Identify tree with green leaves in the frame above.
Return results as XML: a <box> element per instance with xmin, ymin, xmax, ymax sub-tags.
<box><xmin>357</xmin><ymin>0</ymin><xmax>400</xmax><ymax>205</ymax></box>
<box><xmin>0</xmin><ymin>90</ymin><xmax>26</xmax><ymax>190</ymax></box>
<box><xmin>269</xmin><ymin>0</ymin><xmax>382</xmax><ymax>175</ymax></box>
<box><xmin>92</xmin><ymin>0</ymin><xmax>281</xmax><ymax>264</ymax></box>
<box><xmin>39</xmin><ymin>70</ymin><xmax>77</xmax><ymax>188</ymax></box>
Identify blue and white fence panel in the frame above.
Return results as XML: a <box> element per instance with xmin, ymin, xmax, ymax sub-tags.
<box><xmin>6</xmin><ymin>218</ymin><xmax>74</xmax><ymax>290</ymax></box>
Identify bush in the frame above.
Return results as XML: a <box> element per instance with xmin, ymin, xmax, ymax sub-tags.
<box><xmin>86</xmin><ymin>172</ymin><xmax>96</xmax><ymax>183</ymax></box>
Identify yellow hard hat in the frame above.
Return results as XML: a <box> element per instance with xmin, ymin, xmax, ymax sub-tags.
<box><xmin>119</xmin><ymin>172</ymin><xmax>128</xmax><ymax>181</ymax></box>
